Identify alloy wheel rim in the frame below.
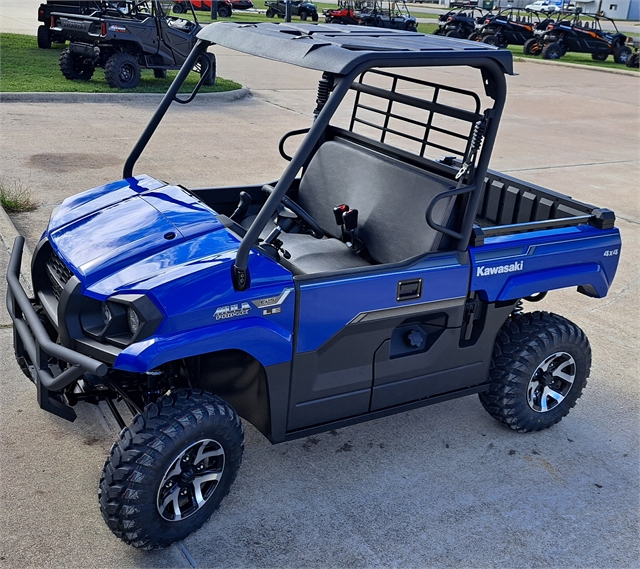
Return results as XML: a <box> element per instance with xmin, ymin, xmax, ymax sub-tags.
<box><xmin>526</xmin><ymin>351</ymin><xmax>576</xmax><ymax>413</ymax></box>
<box><xmin>157</xmin><ymin>438</ymin><xmax>225</xmax><ymax>522</ymax></box>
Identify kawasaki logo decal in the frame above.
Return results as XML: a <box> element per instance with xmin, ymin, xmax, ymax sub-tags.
<box><xmin>476</xmin><ymin>261</ymin><xmax>524</xmax><ymax>277</ymax></box>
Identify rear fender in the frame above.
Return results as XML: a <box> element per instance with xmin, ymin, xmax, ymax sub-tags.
<box><xmin>470</xmin><ymin>225</ymin><xmax>621</xmax><ymax>301</ymax></box>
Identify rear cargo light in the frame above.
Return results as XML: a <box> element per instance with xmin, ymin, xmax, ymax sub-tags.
<box><xmin>51</xmin><ymin>15</ymin><xmax>55</xmax><ymax>27</ymax></box>
<box><xmin>102</xmin><ymin>22</ymin><xmax>107</xmax><ymax>36</ymax></box>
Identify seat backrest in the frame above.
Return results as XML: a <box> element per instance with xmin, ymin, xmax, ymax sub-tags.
<box><xmin>296</xmin><ymin>139</ymin><xmax>457</xmax><ymax>264</ymax></box>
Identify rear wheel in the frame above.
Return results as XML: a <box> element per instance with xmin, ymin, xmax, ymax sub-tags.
<box><xmin>104</xmin><ymin>52</ymin><xmax>141</xmax><ymax>89</ymax></box>
<box><xmin>59</xmin><ymin>48</ymin><xmax>95</xmax><ymax>81</ymax></box>
<box><xmin>591</xmin><ymin>52</ymin><xmax>608</xmax><ymax>61</ymax></box>
<box><xmin>194</xmin><ymin>52</ymin><xmax>216</xmax><ymax>86</ymax></box>
<box><xmin>99</xmin><ymin>390</ymin><xmax>244</xmax><ymax>549</ymax></box>
<box><xmin>627</xmin><ymin>52</ymin><xmax>639</xmax><ymax>68</ymax></box>
<box><xmin>217</xmin><ymin>4</ymin><xmax>232</xmax><ymax>17</ymax></box>
<box><xmin>446</xmin><ymin>30</ymin><xmax>463</xmax><ymax>38</ymax></box>
<box><xmin>154</xmin><ymin>69</ymin><xmax>167</xmax><ymax>79</ymax></box>
<box><xmin>523</xmin><ymin>37</ymin><xmax>542</xmax><ymax>56</ymax></box>
<box><xmin>299</xmin><ymin>9</ymin><xmax>308</xmax><ymax>20</ymax></box>
<box><xmin>613</xmin><ymin>45</ymin><xmax>632</xmax><ymax>64</ymax></box>
<box><xmin>311</xmin><ymin>10</ymin><xmax>319</xmax><ymax>21</ymax></box>
<box><xmin>542</xmin><ymin>41</ymin><xmax>563</xmax><ymax>60</ymax></box>
<box><xmin>405</xmin><ymin>22</ymin><xmax>417</xmax><ymax>32</ymax></box>
<box><xmin>479</xmin><ymin>312</ymin><xmax>591</xmax><ymax>432</ymax></box>
<box><xmin>467</xmin><ymin>31</ymin><xmax>480</xmax><ymax>41</ymax></box>
<box><xmin>266</xmin><ymin>7</ymin><xmax>274</xmax><ymax>16</ymax></box>
<box><xmin>37</xmin><ymin>25</ymin><xmax>51</xmax><ymax>49</ymax></box>
<box><xmin>173</xmin><ymin>2</ymin><xmax>185</xmax><ymax>13</ymax></box>
<box><xmin>433</xmin><ymin>27</ymin><xmax>445</xmax><ymax>35</ymax></box>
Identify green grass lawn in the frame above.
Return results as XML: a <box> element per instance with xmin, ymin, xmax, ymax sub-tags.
<box><xmin>0</xmin><ymin>33</ymin><xmax>241</xmax><ymax>93</ymax></box>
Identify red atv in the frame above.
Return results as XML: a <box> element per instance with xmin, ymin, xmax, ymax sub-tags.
<box><xmin>172</xmin><ymin>0</ymin><xmax>255</xmax><ymax>18</ymax></box>
<box><xmin>324</xmin><ymin>0</ymin><xmax>365</xmax><ymax>24</ymax></box>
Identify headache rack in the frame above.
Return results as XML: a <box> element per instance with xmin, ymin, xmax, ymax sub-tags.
<box><xmin>348</xmin><ymin>70</ymin><xmax>484</xmax><ymax>162</ymax></box>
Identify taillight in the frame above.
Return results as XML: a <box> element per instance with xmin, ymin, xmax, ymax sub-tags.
<box><xmin>548</xmin><ymin>24</ymin><xmax>554</xmax><ymax>29</ymax></box>
<box><xmin>102</xmin><ymin>22</ymin><xmax>107</xmax><ymax>35</ymax></box>
<box><xmin>50</xmin><ymin>15</ymin><xmax>55</xmax><ymax>27</ymax></box>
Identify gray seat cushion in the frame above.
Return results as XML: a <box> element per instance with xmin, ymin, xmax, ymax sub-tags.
<box><xmin>296</xmin><ymin>139</ymin><xmax>456</xmax><ymax>264</ymax></box>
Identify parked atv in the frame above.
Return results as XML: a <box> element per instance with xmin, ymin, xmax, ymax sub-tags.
<box><xmin>265</xmin><ymin>0</ymin><xmax>319</xmax><ymax>21</ymax></box>
<box><xmin>358</xmin><ymin>0</ymin><xmax>417</xmax><ymax>32</ymax></box>
<box><xmin>50</xmin><ymin>0</ymin><xmax>216</xmax><ymax>89</ymax></box>
<box><xmin>626</xmin><ymin>37</ymin><xmax>639</xmax><ymax>68</ymax></box>
<box><xmin>476</xmin><ymin>8</ymin><xmax>554</xmax><ymax>47</ymax></box>
<box><xmin>37</xmin><ymin>1</ymin><xmax>104</xmax><ymax>48</ymax></box>
<box><xmin>434</xmin><ymin>7</ymin><xmax>488</xmax><ymax>39</ymax></box>
<box><xmin>7</xmin><ymin>23</ymin><xmax>622</xmax><ymax>551</ymax></box>
<box><xmin>172</xmin><ymin>0</ymin><xmax>255</xmax><ymax>18</ymax></box>
<box><xmin>529</xmin><ymin>12</ymin><xmax>630</xmax><ymax>63</ymax></box>
<box><xmin>324</xmin><ymin>0</ymin><xmax>364</xmax><ymax>24</ymax></box>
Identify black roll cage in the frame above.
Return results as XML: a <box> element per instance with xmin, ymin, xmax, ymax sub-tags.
<box><xmin>123</xmin><ymin>26</ymin><xmax>508</xmax><ymax>291</ymax></box>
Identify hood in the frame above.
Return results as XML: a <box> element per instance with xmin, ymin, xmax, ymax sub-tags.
<box><xmin>48</xmin><ymin>176</ymin><xmax>238</xmax><ymax>288</ymax></box>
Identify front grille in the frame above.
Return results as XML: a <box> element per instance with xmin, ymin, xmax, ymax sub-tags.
<box><xmin>46</xmin><ymin>250</ymin><xmax>73</xmax><ymax>300</ymax></box>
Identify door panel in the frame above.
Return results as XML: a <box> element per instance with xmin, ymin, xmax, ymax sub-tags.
<box><xmin>287</xmin><ymin>253</ymin><xmax>469</xmax><ymax>432</ymax></box>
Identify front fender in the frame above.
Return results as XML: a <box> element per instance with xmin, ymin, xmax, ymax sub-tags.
<box><xmin>114</xmin><ymin>317</ymin><xmax>293</xmax><ymax>372</ymax></box>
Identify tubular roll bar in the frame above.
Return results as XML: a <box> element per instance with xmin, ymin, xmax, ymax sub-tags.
<box><xmin>123</xmin><ymin>39</ymin><xmax>209</xmax><ymax>179</ymax></box>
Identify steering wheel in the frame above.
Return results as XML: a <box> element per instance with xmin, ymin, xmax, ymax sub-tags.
<box><xmin>262</xmin><ymin>185</ymin><xmax>324</xmax><ymax>239</ymax></box>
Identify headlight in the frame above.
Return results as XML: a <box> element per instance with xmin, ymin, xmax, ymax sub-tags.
<box><xmin>127</xmin><ymin>307</ymin><xmax>140</xmax><ymax>335</ymax></box>
<box><xmin>80</xmin><ymin>294</ymin><xmax>163</xmax><ymax>348</ymax></box>
<box><xmin>102</xmin><ymin>303</ymin><xmax>112</xmax><ymax>325</ymax></box>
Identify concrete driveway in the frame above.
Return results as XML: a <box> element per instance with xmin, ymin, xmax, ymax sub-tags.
<box><xmin>0</xmin><ymin>23</ymin><xmax>639</xmax><ymax>569</ymax></box>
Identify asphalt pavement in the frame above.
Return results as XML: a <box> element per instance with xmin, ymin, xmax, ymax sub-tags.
<box><xmin>0</xmin><ymin>10</ymin><xmax>639</xmax><ymax>569</ymax></box>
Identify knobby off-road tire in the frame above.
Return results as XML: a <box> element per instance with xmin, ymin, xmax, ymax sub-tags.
<box><xmin>194</xmin><ymin>53</ymin><xmax>216</xmax><ymax>86</ymax></box>
<box><xmin>613</xmin><ymin>45</ymin><xmax>632</xmax><ymax>65</ymax></box>
<box><xmin>266</xmin><ymin>7</ymin><xmax>275</xmax><ymax>17</ymax></box>
<box><xmin>59</xmin><ymin>48</ymin><xmax>95</xmax><ymax>81</ymax></box>
<box><xmin>104</xmin><ymin>52</ymin><xmax>141</xmax><ymax>89</ymax></box>
<box><xmin>542</xmin><ymin>41</ymin><xmax>563</xmax><ymax>60</ymax></box>
<box><xmin>591</xmin><ymin>52</ymin><xmax>608</xmax><ymax>61</ymax></box>
<box><xmin>523</xmin><ymin>37</ymin><xmax>542</xmax><ymax>56</ymax></box>
<box><xmin>311</xmin><ymin>11</ymin><xmax>319</xmax><ymax>21</ymax></box>
<box><xmin>38</xmin><ymin>25</ymin><xmax>51</xmax><ymax>49</ymax></box>
<box><xmin>479</xmin><ymin>311</ymin><xmax>591</xmax><ymax>432</ymax></box>
<box><xmin>99</xmin><ymin>390</ymin><xmax>244</xmax><ymax>549</ymax></box>
<box><xmin>217</xmin><ymin>4</ymin><xmax>232</xmax><ymax>17</ymax></box>
<box><xmin>154</xmin><ymin>69</ymin><xmax>167</xmax><ymax>79</ymax></box>
<box><xmin>627</xmin><ymin>52</ymin><xmax>640</xmax><ymax>68</ymax></box>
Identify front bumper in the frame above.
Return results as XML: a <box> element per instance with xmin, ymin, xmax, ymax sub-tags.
<box><xmin>6</xmin><ymin>237</ymin><xmax>107</xmax><ymax>421</ymax></box>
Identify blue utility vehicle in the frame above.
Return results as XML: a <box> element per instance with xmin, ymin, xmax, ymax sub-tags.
<box><xmin>7</xmin><ymin>24</ymin><xmax>621</xmax><ymax>549</ymax></box>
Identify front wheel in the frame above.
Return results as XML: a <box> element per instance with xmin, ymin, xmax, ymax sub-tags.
<box><xmin>613</xmin><ymin>45</ymin><xmax>632</xmax><ymax>64</ymax></box>
<box><xmin>59</xmin><ymin>48</ymin><xmax>95</xmax><ymax>81</ymax></box>
<box><xmin>542</xmin><ymin>41</ymin><xmax>563</xmax><ymax>60</ymax></box>
<box><xmin>299</xmin><ymin>9</ymin><xmax>308</xmax><ymax>20</ymax></box>
<box><xmin>627</xmin><ymin>52</ymin><xmax>639</xmax><ymax>68</ymax></box>
<box><xmin>104</xmin><ymin>52</ymin><xmax>141</xmax><ymax>89</ymax></box>
<box><xmin>99</xmin><ymin>390</ymin><xmax>244</xmax><ymax>549</ymax></box>
<box><xmin>311</xmin><ymin>10</ymin><xmax>319</xmax><ymax>21</ymax></box>
<box><xmin>173</xmin><ymin>2</ymin><xmax>185</xmax><ymax>13</ymax></box>
<box><xmin>446</xmin><ymin>30</ymin><xmax>463</xmax><ymax>38</ymax></box>
<box><xmin>217</xmin><ymin>4</ymin><xmax>232</xmax><ymax>17</ymax></box>
<box><xmin>266</xmin><ymin>7</ymin><xmax>274</xmax><ymax>17</ymax></box>
<box><xmin>479</xmin><ymin>312</ymin><xmax>591</xmax><ymax>432</ymax></box>
<box><xmin>467</xmin><ymin>31</ymin><xmax>480</xmax><ymax>41</ymax></box>
<box><xmin>482</xmin><ymin>34</ymin><xmax>501</xmax><ymax>46</ymax></box>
